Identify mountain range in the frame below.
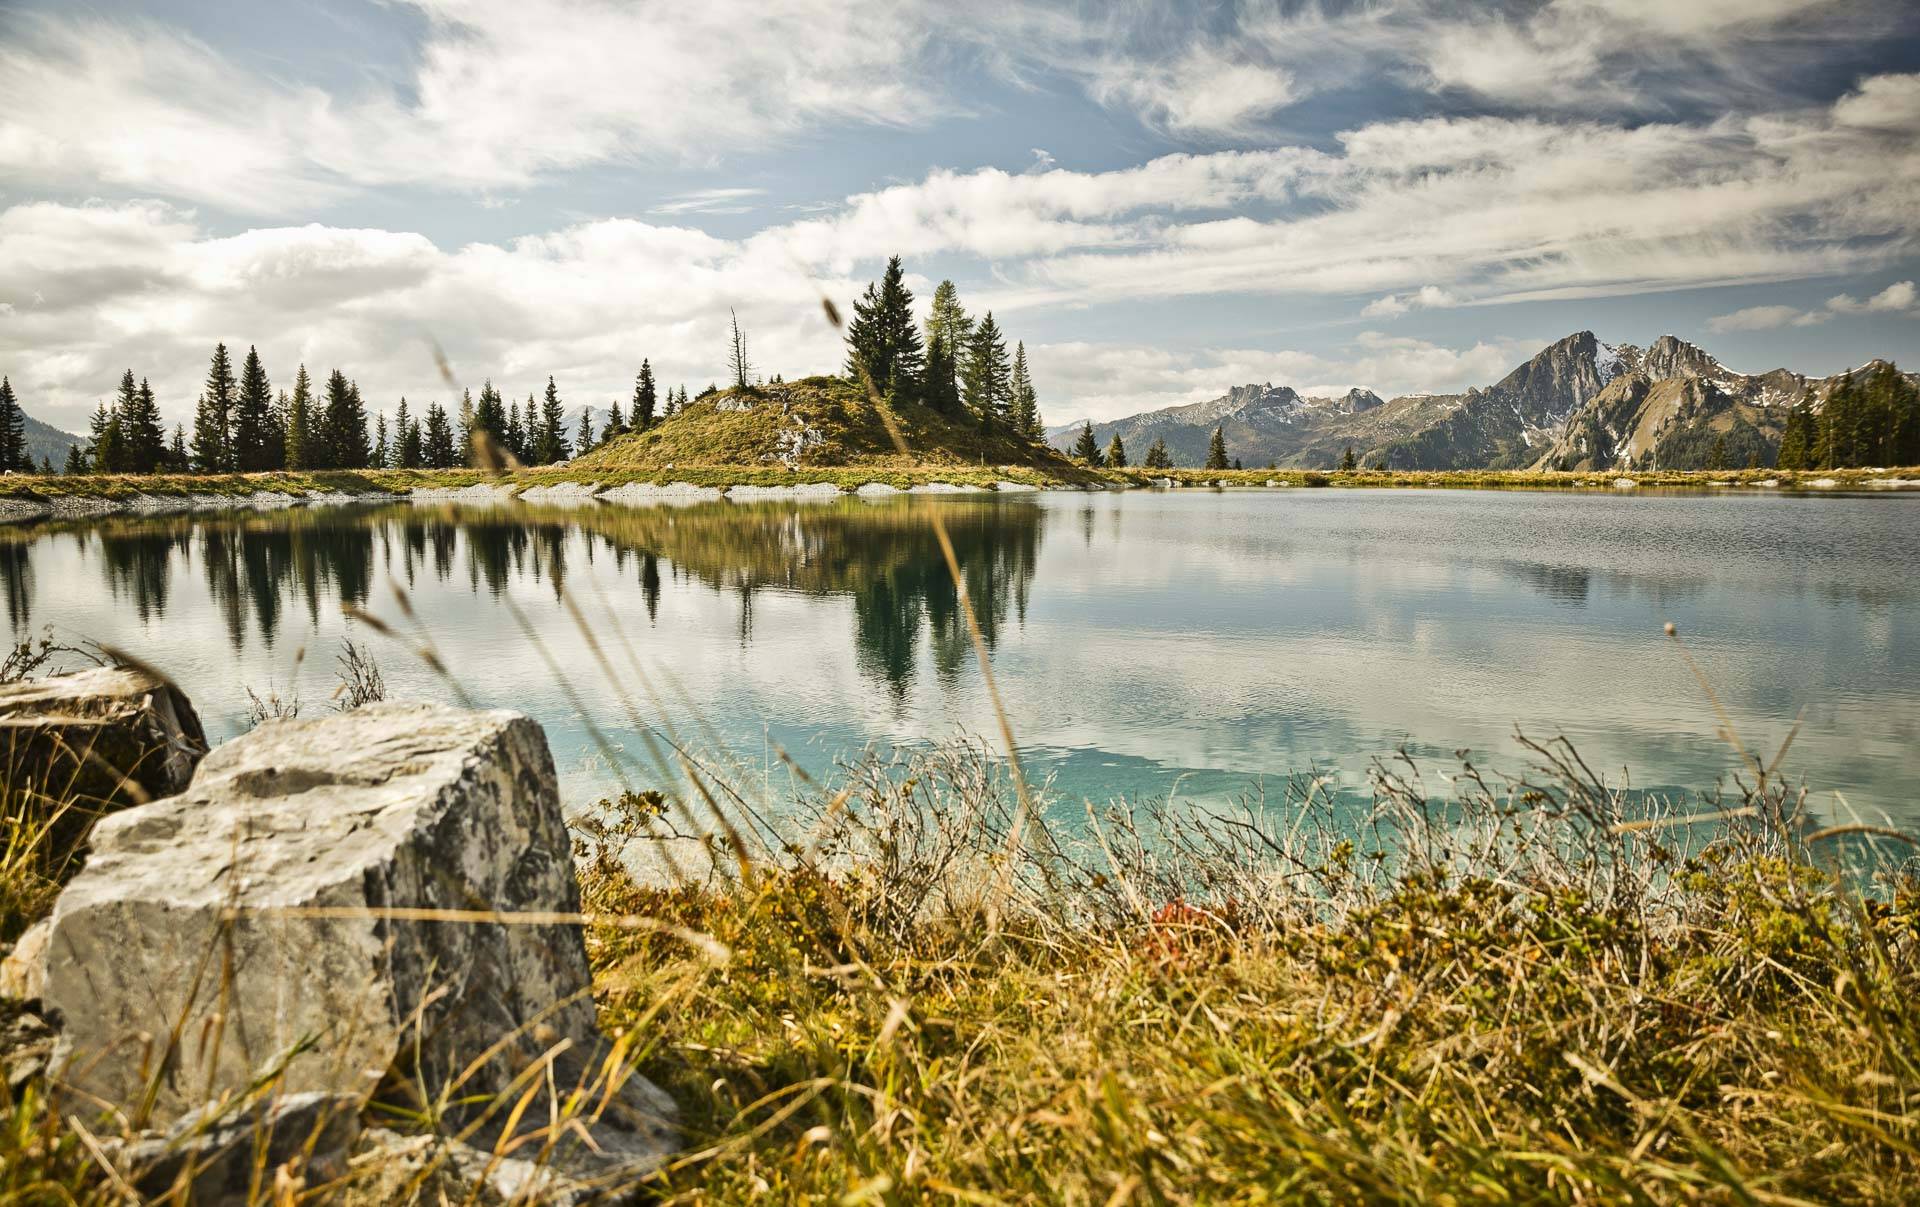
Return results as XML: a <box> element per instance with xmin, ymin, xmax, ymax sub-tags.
<box><xmin>1047</xmin><ymin>333</ymin><xmax>1910</xmax><ymax>471</ymax></box>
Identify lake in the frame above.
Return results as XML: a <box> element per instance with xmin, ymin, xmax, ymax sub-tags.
<box><xmin>8</xmin><ymin>487</ymin><xmax>1917</xmax><ymax>828</ymax></box>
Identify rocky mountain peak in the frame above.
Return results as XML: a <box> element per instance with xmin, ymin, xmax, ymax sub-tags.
<box><xmin>1223</xmin><ymin>383</ymin><xmax>1301</xmax><ymax>411</ymax></box>
<box><xmin>1342</xmin><ymin>387</ymin><xmax>1383</xmax><ymax>413</ymax></box>
<box><xmin>1489</xmin><ymin>331</ymin><xmax>1614</xmax><ymax>422</ymax></box>
<box><xmin>1643</xmin><ymin>334</ymin><xmax>1724</xmax><ymax>382</ymax></box>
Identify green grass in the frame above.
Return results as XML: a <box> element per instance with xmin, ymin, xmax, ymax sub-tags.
<box><xmin>570</xmin><ymin>376</ymin><xmax>1084</xmax><ymax>479</ymax></box>
<box><xmin>573</xmin><ymin>746</ymin><xmax>1920</xmax><ymax>1205</ymax></box>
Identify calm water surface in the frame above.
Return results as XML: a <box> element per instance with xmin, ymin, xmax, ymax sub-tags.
<box><xmin>9</xmin><ymin>489</ymin><xmax>1917</xmax><ymax>827</ymax></box>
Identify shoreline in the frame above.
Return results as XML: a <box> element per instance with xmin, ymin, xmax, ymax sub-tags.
<box><xmin>3</xmin><ymin>463</ymin><xmax>1918</xmax><ymax>522</ymax></box>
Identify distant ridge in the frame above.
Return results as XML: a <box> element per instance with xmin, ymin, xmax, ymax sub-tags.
<box><xmin>1048</xmin><ymin>333</ymin><xmax>1917</xmax><ymax>471</ymax></box>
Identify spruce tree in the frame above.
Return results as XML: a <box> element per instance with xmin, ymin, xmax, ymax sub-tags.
<box><xmin>0</xmin><ymin>377</ymin><xmax>23</xmax><ymax>472</ymax></box>
<box><xmin>923</xmin><ymin>280</ymin><xmax>971</xmax><ymax>415</ymax></box>
<box><xmin>268</xmin><ymin>388</ymin><xmax>290</xmax><ymax>470</ymax></box>
<box><xmin>89</xmin><ymin>401</ymin><xmax>123</xmax><ymax>474</ymax></box>
<box><xmin>844</xmin><ymin>256</ymin><xmax>924</xmax><ymax>401</ymax></box>
<box><xmin>194</xmin><ymin>342</ymin><xmax>237</xmax><ymax>472</ymax></box>
<box><xmin>605</xmin><ymin>397</ymin><xmax>626</xmax><ymax>442</ymax></box>
<box><xmin>1105</xmin><ymin>433</ymin><xmax>1127</xmax><ymax>468</ymax></box>
<box><xmin>578</xmin><ymin>406</ymin><xmax>594</xmax><ymax>452</ymax></box>
<box><xmin>1144</xmin><ymin>436</ymin><xmax>1172</xmax><ymax>469</ymax></box>
<box><xmin>285</xmin><ymin>365</ymin><xmax>314</xmax><ymax>470</ymax></box>
<box><xmin>964</xmin><ymin>311</ymin><xmax>1010</xmax><ymax>434</ymax></box>
<box><xmin>317</xmin><ymin>370</ymin><xmax>369</xmax><ymax>468</ymax></box>
<box><xmin>373</xmin><ymin>413</ymin><xmax>390</xmax><ymax>469</ymax></box>
<box><xmin>506</xmin><ymin>396</ymin><xmax>527</xmax><ymax>462</ymax></box>
<box><xmin>1340</xmin><ymin>445</ymin><xmax>1356</xmax><ymax>471</ymax></box>
<box><xmin>535</xmin><ymin>377</ymin><xmax>570</xmax><ymax>464</ymax></box>
<box><xmin>1777</xmin><ymin>392</ymin><xmax>1815</xmax><ymax>469</ymax></box>
<box><xmin>116</xmin><ymin>377</ymin><xmax>161</xmax><ymax>474</ymax></box>
<box><xmin>424</xmin><ymin>403</ymin><xmax>455</xmax><ymax>469</ymax></box>
<box><xmin>394</xmin><ymin>398</ymin><xmax>412</xmax><ymax>465</ymax></box>
<box><xmin>169</xmin><ymin>425</ymin><xmax>188</xmax><ymax>472</ymax></box>
<box><xmin>1072</xmin><ymin>421</ymin><xmax>1102</xmax><ymax>466</ymax></box>
<box><xmin>457</xmin><ymin>389</ymin><xmax>478</xmax><ymax>465</ymax></box>
<box><xmin>233</xmin><ymin>345</ymin><xmax>275</xmax><ymax>471</ymax></box>
<box><xmin>65</xmin><ymin>444</ymin><xmax>88</xmax><ymax>475</ymax></box>
<box><xmin>1205</xmin><ymin>426</ymin><xmax>1229</xmax><ymax>470</ymax></box>
<box><xmin>634</xmin><ymin>361</ymin><xmax>657</xmax><ymax>430</ymax></box>
<box><xmin>1008</xmin><ymin>342</ymin><xmax>1042</xmax><ymax>440</ymax></box>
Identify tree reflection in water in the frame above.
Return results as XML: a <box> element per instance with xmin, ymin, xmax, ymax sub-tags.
<box><xmin>12</xmin><ymin>497</ymin><xmax>1043</xmax><ymax>700</ymax></box>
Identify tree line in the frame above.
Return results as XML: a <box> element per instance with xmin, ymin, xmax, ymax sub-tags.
<box><xmin>843</xmin><ymin>257</ymin><xmax>1046</xmax><ymax>440</ymax></box>
<box><xmin>41</xmin><ymin>343</ymin><xmax>693</xmax><ymax>476</ymax></box>
<box><xmin>1776</xmin><ymin>362</ymin><xmax>1920</xmax><ymax>470</ymax></box>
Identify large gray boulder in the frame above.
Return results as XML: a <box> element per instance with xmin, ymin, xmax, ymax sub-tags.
<box><xmin>0</xmin><ymin>664</ymin><xmax>206</xmax><ymax>829</ymax></box>
<box><xmin>32</xmin><ymin>701</ymin><xmax>674</xmax><ymax>1185</ymax></box>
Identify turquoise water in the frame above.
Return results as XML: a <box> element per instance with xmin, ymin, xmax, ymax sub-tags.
<box><xmin>10</xmin><ymin>488</ymin><xmax>1918</xmax><ymax>827</ymax></box>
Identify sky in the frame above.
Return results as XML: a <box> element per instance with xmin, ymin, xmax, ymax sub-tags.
<box><xmin>2</xmin><ymin>0</ymin><xmax>1919</xmax><ymax>436</ymax></box>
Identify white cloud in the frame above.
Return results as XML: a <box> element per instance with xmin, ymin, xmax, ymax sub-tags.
<box><xmin>1035</xmin><ymin>334</ymin><xmax>1529</xmax><ymax>424</ymax></box>
<box><xmin>650</xmin><ymin>189</ymin><xmax>769</xmax><ymax>216</ymax></box>
<box><xmin>0</xmin><ymin>1</ymin><xmax>954</xmax><ymax>208</ymax></box>
<box><xmin>7</xmin><ymin>76</ymin><xmax>1920</xmax><ymax>434</ymax></box>
<box><xmin>1827</xmin><ymin>279</ymin><xmax>1918</xmax><ymax>314</ymax></box>
<box><xmin>1707</xmin><ymin>304</ymin><xmax>1828</xmax><ymax>332</ymax></box>
<box><xmin>1362</xmin><ymin>285</ymin><xmax>1457</xmax><ymax>318</ymax></box>
<box><xmin>1084</xmin><ymin>44</ymin><xmax>1297</xmax><ymax>137</ymax></box>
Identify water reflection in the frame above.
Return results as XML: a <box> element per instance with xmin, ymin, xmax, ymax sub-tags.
<box><xmin>11</xmin><ymin>498</ymin><xmax>1043</xmax><ymax>703</ymax></box>
<box><xmin>6</xmin><ymin>489</ymin><xmax>1917</xmax><ymax>826</ymax></box>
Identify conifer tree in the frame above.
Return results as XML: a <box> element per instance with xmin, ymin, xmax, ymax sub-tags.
<box><xmin>269</xmin><ymin>388</ymin><xmax>291</xmax><ymax>469</ymax></box>
<box><xmin>604</xmin><ymin>397</ymin><xmax>626</xmax><ymax>442</ymax></box>
<box><xmin>506</xmin><ymin>396</ymin><xmax>527</xmax><ymax>461</ymax></box>
<box><xmin>923</xmin><ymin>280</ymin><xmax>971</xmax><ymax>415</ymax></box>
<box><xmin>318</xmin><ymin>370</ymin><xmax>369</xmax><ymax>468</ymax></box>
<box><xmin>1205</xmin><ymin>426</ymin><xmax>1229</xmax><ymax>470</ymax></box>
<box><xmin>285</xmin><ymin>365</ymin><xmax>315</xmax><ymax>470</ymax></box>
<box><xmin>395</xmin><ymin>398</ymin><xmax>424</xmax><ymax>469</ymax></box>
<box><xmin>123</xmin><ymin>373</ymin><xmax>159</xmax><ymax>472</ymax></box>
<box><xmin>457</xmin><ymin>389</ymin><xmax>479</xmax><ymax>465</ymax></box>
<box><xmin>373</xmin><ymin>413</ymin><xmax>390</xmax><ymax>469</ymax></box>
<box><xmin>728</xmin><ymin>311</ymin><xmax>754</xmax><ymax>391</ymax></box>
<box><xmin>169</xmin><ymin>425</ymin><xmax>188</xmax><ymax>472</ymax></box>
<box><xmin>964</xmin><ymin>311</ymin><xmax>1010</xmax><ymax>434</ymax></box>
<box><xmin>89</xmin><ymin>401</ymin><xmax>123</xmax><ymax>474</ymax></box>
<box><xmin>394</xmin><ymin>398</ymin><xmax>412</xmax><ymax>464</ymax></box>
<box><xmin>1008</xmin><ymin>342</ymin><xmax>1043</xmax><ymax>439</ymax></box>
<box><xmin>1071</xmin><ymin>420</ymin><xmax>1102</xmax><ymax>466</ymax></box>
<box><xmin>1144</xmin><ymin>436</ymin><xmax>1172</xmax><ymax>469</ymax></box>
<box><xmin>844</xmin><ymin>256</ymin><xmax>924</xmax><ymax>401</ymax></box>
<box><xmin>1340</xmin><ymin>445</ymin><xmax>1356</xmax><ymax>471</ymax></box>
<box><xmin>634</xmin><ymin>361</ymin><xmax>657</xmax><ymax>430</ymax></box>
<box><xmin>193</xmin><ymin>342</ymin><xmax>238</xmax><ymax>472</ymax></box>
<box><xmin>0</xmin><ymin>377</ymin><xmax>24</xmax><ymax>472</ymax></box>
<box><xmin>1105</xmin><ymin>433</ymin><xmax>1127</xmax><ymax>468</ymax></box>
<box><xmin>424</xmin><ymin>402</ymin><xmax>455</xmax><ymax>469</ymax></box>
<box><xmin>65</xmin><ymin>444</ymin><xmax>88</xmax><ymax>475</ymax></box>
<box><xmin>233</xmin><ymin>345</ymin><xmax>275</xmax><ymax>471</ymax></box>
<box><xmin>531</xmin><ymin>377</ymin><xmax>568</xmax><ymax>464</ymax></box>
<box><xmin>578</xmin><ymin>406</ymin><xmax>594</xmax><ymax>452</ymax></box>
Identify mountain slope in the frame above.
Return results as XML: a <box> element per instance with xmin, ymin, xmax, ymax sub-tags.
<box><xmin>22</xmin><ymin>410</ymin><xmax>83</xmax><ymax>470</ymax></box>
<box><xmin>1053</xmin><ymin>332</ymin><xmax>1911</xmax><ymax>471</ymax></box>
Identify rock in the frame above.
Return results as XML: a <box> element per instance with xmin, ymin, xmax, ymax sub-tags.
<box><xmin>992</xmin><ymin>480</ymin><xmax>1039</xmax><ymax>492</ymax></box>
<box><xmin>340</xmin><ymin>1127</ymin><xmax>609</xmax><ymax>1206</ymax></box>
<box><xmin>33</xmin><ymin>702</ymin><xmax>674</xmax><ymax>1176</ymax></box>
<box><xmin>1</xmin><ymin>918</ymin><xmax>48</xmax><ymax>1000</ymax></box>
<box><xmin>854</xmin><ymin>482</ymin><xmax>902</xmax><ymax>497</ymax></box>
<box><xmin>1613</xmin><ymin>477</ymin><xmax>1637</xmax><ymax>489</ymax></box>
<box><xmin>115</xmin><ymin>1091</ymin><xmax>361</xmax><ymax>1207</ymax></box>
<box><xmin>2</xmin><ymin>998</ymin><xmax>55</xmax><ymax>1090</ymax></box>
<box><xmin>0</xmin><ymin>667</ymin><xmax>207</xmax><ymax>850</ymax></box>
<box><xmin>597</xmin><ymin>481</ymin><xmax>724</xmax><ymax>508</ymax></box>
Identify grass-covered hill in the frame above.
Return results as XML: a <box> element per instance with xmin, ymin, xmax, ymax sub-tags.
<box><xmin>571</xmin><ymin>375</ymin><xmax>1077</xmax><ymax>473</ymax></box>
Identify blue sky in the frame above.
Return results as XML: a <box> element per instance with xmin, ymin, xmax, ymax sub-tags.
<box><xmin>2</xmin><ymin>0</ymin><xmax>1918</xmax><ymax>435</ymax></box>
